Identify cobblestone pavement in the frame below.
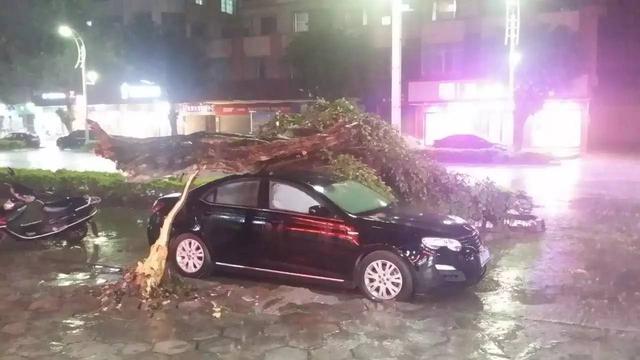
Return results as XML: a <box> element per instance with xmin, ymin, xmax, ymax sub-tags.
<box><xmin>2</xmin><ymin>156</ymin><xmax>640</xmax><ymax>359</ymax></box>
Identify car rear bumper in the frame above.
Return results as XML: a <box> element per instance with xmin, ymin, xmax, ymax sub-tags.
<box><xmin>413</xmin><ymin>246</ymin><xmax>490</xmax><ymax>293</ymax></box>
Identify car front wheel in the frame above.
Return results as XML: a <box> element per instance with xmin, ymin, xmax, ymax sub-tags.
<box><xmin>169</xmin><ymin>233</ymin><xmax>213</xmax><ymax>278</ymax></box>
<box><xmin>358</xmin><ymin>251</ymin><xmax>414</xmax><ymax>302</ymax></box>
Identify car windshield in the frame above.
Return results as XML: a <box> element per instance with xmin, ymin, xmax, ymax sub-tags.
<box><xmin>312</xmin><ymin>180</ymin><xmax>392</xmax><ymax>214</ymax></box>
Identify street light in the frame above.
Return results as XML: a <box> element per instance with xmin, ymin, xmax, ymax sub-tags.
<box><xmin>390</xmin><ymin>0</ymin><xmax>412</xmax><ymax>133</ymax></box>
<box><xmin>390</xmin><ymin>0</ymin><xmax>402</xmax><ymax>132</ymax></box>
<box><xmin>58</xmin><ymin>25</ymin><xmax>89</xmax><ymax>143</ymax></box>
<box><xmin>86</xmin><ymin>70</ymin><xmax>100</xmax><ymax>86</ymax></box>
<box><xmin>505</xmin><ymin>0</ymin><xmax>521</xmax><ymax>92</ymax></box>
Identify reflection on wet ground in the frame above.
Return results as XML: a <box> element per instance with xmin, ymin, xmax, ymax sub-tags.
<box><xmin>0</xmin><ymin>147</ymin><xmax>117</xmax><ymax>173</ymax></box>
<box><xmin>2</xmin><ymin>156</ymin><xmax>640</xmax><ymax>358</ymax></box>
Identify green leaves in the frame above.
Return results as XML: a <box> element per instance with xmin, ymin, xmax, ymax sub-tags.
<box><xmin>0</xmin><ymin>168</ymin><xmax>217</xmax><ymax>207</ymax></box>
<box><xmin>0</xmin><ymin>140</ymin><xmax>28</xmax><ymax>151</ymax></box>
<box><xmin>328</xmin><ymin>154</ymin><xmax>396</xmax><ymax>201</ymax></box>
<box><xmin>259</xmin><ymin>99</ymin><xmax>531</xmax><ymax>224</ymax></box>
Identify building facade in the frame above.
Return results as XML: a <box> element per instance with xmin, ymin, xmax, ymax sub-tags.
<box><xmin>186</xmin><ymin>0</ymin><xmax>603</xmax><ymax>152</ymax></box>
<box><xmin>407</xmin><ymin>0</ymin><xmax>602</xmax><ymax>153</ymax></box>
<box><xmin>186</xmin><ymin>0</ymin><xmax>425</xmax><ymax>101</ymax></box>
<box><xmin>93</xmin><ymin>0</ymin><xmax>189</xmax><ymax>28</ymax></box>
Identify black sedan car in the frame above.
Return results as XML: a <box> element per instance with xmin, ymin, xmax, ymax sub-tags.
<box><xmin>56</xmin><ymin>130</ymin><xmax>95</xmax><ymax>150</ymax></box>
<box><xmin>3</xmin><ymin>132</ymin><xmax>40</xmax><ymax>148</ymax></box>
<box><xmin>147</xmin><ymin>171</ymin><xmax>490</xmax><ymax>301</ymax></box>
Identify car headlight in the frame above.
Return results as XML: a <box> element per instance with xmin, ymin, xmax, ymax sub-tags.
<box><xmin>422</xmin><ymin>237</ymin><xmax>462</xmax><ymax>252</ymax></box>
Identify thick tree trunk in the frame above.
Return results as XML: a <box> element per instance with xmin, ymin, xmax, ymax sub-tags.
<box><xmin>88</xmin><ymin>119</ymin><xmax>351</xmax><ymax>178</ymax></box>
<box><xmin>168</xmin><ymin>104</ymin><xmax>178</xmax><ymax>136</ymax></box>
<box><xmin>512</xmin><ymin>109</ymin><xmax>528</xmax><ymax>153</ymax></box>
<box><xmin>133</xmin><ymin>170</ymin><xmax>199</xmax><ymax>297</ymax></box>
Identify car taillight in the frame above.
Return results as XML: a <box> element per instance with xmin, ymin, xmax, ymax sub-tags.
<box><xmin>151</xmin><ymin>201</ymin><xmax>165</xmax><ymax>214</ymax></box>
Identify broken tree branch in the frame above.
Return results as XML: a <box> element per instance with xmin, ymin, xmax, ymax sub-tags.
<box><xmin>133</xmin><ymin>170</ymin><xmax>199</xmax><ymax>297</ymax></box>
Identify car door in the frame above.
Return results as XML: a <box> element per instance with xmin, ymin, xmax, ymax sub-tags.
<box><xmin>253</xmin><ymin>180</ymin><xmax>360</xmax><ymax>281</ymax></box>
<box><xmin>196</xmin><ymin>179</ymin><xmax>260</xmax><ymax>266</ymax></box>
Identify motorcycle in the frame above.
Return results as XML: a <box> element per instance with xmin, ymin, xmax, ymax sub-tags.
<box><xmin>0</xmin><ymin>168</ymin><xmax>101</xmax><ymax>242</ymax></box>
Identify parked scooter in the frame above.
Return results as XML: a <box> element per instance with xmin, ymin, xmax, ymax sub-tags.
<box><xmin>0</xmin><ymin>168</ymin><xmax>100</xmax><ymax>242</ymax></box>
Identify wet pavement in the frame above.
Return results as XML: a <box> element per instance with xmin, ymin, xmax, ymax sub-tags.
<box><xmin>0</xmin><ymin>147</ymin><xmax>117</xmax><ymax>173</ymax></box>
<box><xmin>2</xmin><ymin>156</ymin><xmax>640</xmax><ymax>359</ymax></box>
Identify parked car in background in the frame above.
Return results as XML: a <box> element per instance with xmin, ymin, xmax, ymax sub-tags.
<box><xmin>433</xmin><ymin>134</ymin><xmax>506</xmax><ymax>150</ymax></box>
<box><xmin>56</xmin><ymin>130</ymin><xmax>95</xmax><ymax>150</ymax></box>
<box><xmin>2</xmin><ymin>132</ymin><xmax>40</xmax><ymax>148</ymax></box>
<box><xmin>147</xmin><ymin>171</ymin><xmax>490</xmax><ymax>301</ymax></box>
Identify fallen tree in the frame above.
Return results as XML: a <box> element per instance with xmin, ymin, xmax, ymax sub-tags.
<box><xmin>90</xmin><ymin>99</ymin><xmax>539</xmax><ymax>298</ymax></box>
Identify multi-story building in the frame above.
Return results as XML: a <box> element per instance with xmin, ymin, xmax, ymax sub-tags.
<box><xmin>93</xmin><ymin>0</ymin><xmax>188</xmax><ymax>29</ymax></box>
<box><xmin>588</xmin><ymin>0</ymin><xmax>640</xmax><ymax>150</ymax></box>
<box><xmin>407</xmin><ymin>0</ymin><xmax>602</xmax><ymax>153</ymax></box>
<box><xmin>187</xmin><ymin>0</ymin><xmax>425</xmax><ymax>101</ymax></box>
<box><xmin>189</xmin><ymin>0</ymin><xmax>604</xmax><ymax>153</ymax></box>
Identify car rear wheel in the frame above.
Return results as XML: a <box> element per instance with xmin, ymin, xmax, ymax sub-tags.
<box><xmin>170</xmin><ymin>234</ymin><xmax>212</xmax><ymax>278</ymax></box>
<box><xmin>358</xmin><ymin>251</ymin><xmax>414</xmax><ymax>302</ymax></box>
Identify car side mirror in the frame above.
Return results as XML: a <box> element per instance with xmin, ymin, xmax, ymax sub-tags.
<box><xmin>309</xmin><ymin>205</ymin><xmax>331</xmax><ymax>217</ymax></box>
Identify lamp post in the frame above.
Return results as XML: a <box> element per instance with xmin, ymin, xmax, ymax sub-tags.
<box><xmin>505</xmin><ymin>0</ymin><xmax>521</xmax><ymax>93</ymax></box>
<box><xmin>390</xmin><ymin>0</ymin><xmax>403</xmax><ymax>132</ymax></box>
<box><xmin>58</xmin><ymin>25</ymin><xmax>89</xmax><ymax>143</ymax></box>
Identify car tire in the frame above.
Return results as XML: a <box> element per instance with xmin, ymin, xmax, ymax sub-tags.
<box><xmin>169</xmin><ymin>233</ymin><xmax>213</xmax><ymax>278</ymax></box>
<box><xmin>358</xmin><ymin>250</ymin><xmax>414</xmax><ymax>302</ymax></box>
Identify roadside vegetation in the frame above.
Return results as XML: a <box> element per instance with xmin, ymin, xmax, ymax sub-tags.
<box><xmin>262</xmin><ymin>99</ymin><xmax>533</xmax><ymax>226</ymax></box>
<box><xmin>0</xmin><ymin>139</ymin><xmax>27</xmax><ymax>151</ymax></box>
<box><xmin>0</xmin><ymin>168</ymin><xmax>215</xmax><ymax>207</ymax></box>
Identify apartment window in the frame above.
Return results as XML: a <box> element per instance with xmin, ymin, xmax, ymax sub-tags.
<box><xmin>381</xmin><ymin>15</ymin><xmax>391</xmax><ymax>26</ymax></box>
<box><xmin>343</xmin><ymin>9</ymin><xmax>361</xmax><ymax>28</ymax></box>
<box><xmin>432</xmin><ymin>0</ymin><xmax>457</xmax><ymax>21</ymax></box>
<box><xmin>161</xmin><ymin>13</ymin><xmax>186</xmax><ymax>36</ymax></box>
<box><xmin>261</xmin><ymin>16</ymin><xmax>277</xmax><ymax>35</ymax></box>
<box><xmin>423</xmin><ymin>47</ymin><xmax>463</xmax><ymax>77</ymax></box>
<box><xmin>210</xmin><ymin>59</ymin><xmax>230</xmax><ymax>81</ymax></box>
<box><xmin>221</xmin><ymin>0</ymin><xmax>236</xmax><ymax>15</ymax></box>
<box><xmin>246</xmin><ymin>57</ymin><xmax>267</xmax><ymax>80</ymax></box>
<box><xmin>133</xmin><ymin>12</ymin><xmax>153</xmax><ymax>25</ymax></box>
<box><xmin>194</xmin><ymin>0</ymin><xmax>205</xmax><ymax>5</ymax></box>
<box><xmin>294</xmin><ymin>12</ymin><xmax>309</xmax><ymax>32</ymax></box>
<box><xmin>190</xmin><ymin>22</ymin><xmax>206</xmax><ymax>38</ymax></box>
<box><xmin>258</xmin><ymin>58</ymin><xmax>267</xmax><ymax>79</ymax></box>
<box><xmin>362</xmin><ymin>10</ymin><xmax>368</xmax><ymax>26</ymax></box>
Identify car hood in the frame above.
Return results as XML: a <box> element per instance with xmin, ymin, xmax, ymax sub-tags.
<box><xmin>362</xmin><ymin>206</ymin><xmax>476</xmax><ymax>238</ymax></box>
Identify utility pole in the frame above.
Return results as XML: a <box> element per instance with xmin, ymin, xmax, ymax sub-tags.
<box><xmin>505</xmin><ymin>0</ymin><xmax>521</xmax><ymax>92</ymax></box>
<box><xmin>390</xmin><ymin>0</ymin><xmax>403</xmax><ymax>132</ymax></box>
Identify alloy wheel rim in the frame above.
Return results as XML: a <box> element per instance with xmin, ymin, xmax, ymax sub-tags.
<box><xmin>364</xmin><ymin>260</ymin><xmax>403</xmax><ymax>300</ymax></box>
<box><xmin>176</xmin><ymin>238</ymin><xmax>205</xmax><ymax>273</ymax></box>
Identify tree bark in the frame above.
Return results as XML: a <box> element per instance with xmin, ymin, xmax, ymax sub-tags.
<box><xmin>168</xmin><ymin>104</ymin><xmax>178</xmax><ymax>136</ymax></box>
<box><xmin>88</xmin><ymin>119</ymin><xmax>351</xmax><ymax>178</ymax></box>
<box><xmin>133</xmin><ymin>170</ymin><xmax>199</xmax><ymax>297</ymax></box>
<box><xmin>512</xmin><ymin>109</ymin><xmax>528</xmax><ymax>153</ymax></box>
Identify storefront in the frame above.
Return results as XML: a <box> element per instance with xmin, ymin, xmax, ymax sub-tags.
<box><xmin>179</xmin><ymin>103</ymin><xmax>216</xmax><ymax>134</ymax></box>
<box><xmin>87</xmin><ymin>102</ymin><xmax>172</xmax><ymax>138</ymax></box>
<box><xmin>408</xmin><ymin>79</ymin><xmax>589</xmax><ymax>153</ymax></box>
<box><xmin>180</xmin><ymin>100</ymin><xmax>310</xmax><ymax>135</ymax></box>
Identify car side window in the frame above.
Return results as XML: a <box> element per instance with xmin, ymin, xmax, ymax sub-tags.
<box><xmin>205</xmin><ymin>180</ymin><xmax>259</xmax><ymax>207</ymax></box>
<box><xmin>269</xmin><ymin>181</ymin><xmax>320</xmax><ymax>215</ymax></box>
